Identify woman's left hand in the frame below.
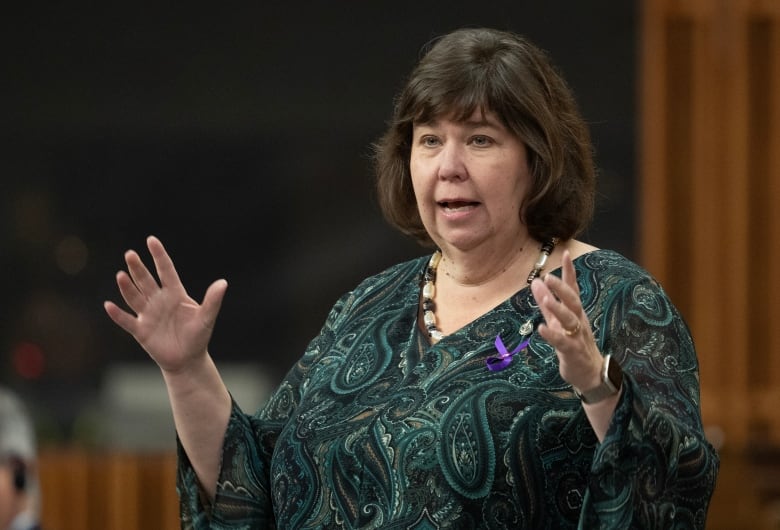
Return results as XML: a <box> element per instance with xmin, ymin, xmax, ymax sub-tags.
<box><xmin>530</xmin><ymin>250</ymin><xmax>602</xmax><ymax>394</ymax></box>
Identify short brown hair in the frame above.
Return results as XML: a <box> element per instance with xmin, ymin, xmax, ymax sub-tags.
<box><xmin>373</xmin><ymin>28</ymin><xmax>596</xmax><ymax>247</ymax></box>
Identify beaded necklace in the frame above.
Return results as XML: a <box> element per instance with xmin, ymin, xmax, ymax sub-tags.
<box><xmin>421</xmin><ymin>238</ymin><xmax>558</xmax><ymax>344</ymax></box>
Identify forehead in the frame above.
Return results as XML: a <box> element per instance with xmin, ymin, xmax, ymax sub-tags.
<box><xmin>414</xmin><ymin>108</ymin><xmax>504</xmax><ymax>128</ymax></box>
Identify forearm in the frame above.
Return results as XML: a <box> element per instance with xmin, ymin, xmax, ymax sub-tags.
<box><xmin>162</xmin><ymin>353</ymin><xmax>232</xmax><ymax>500</ymax></box>
<box><xmin>581</xmin><ymin>387</ymin><xmax>622</xmax><ymax>442</ymax></box>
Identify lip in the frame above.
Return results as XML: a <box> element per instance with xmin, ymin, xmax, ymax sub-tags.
<box><xmin>437</xmin><ymin>197</ymin><xmax>480</xmax><ymax>207</ymax></box>
<box><xmin>436</xmin><ymin>198</ymin><xmax>481</xmax><ymax>218</ymax></box>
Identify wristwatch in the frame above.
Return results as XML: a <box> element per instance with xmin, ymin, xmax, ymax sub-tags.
<box><xmin>573</xmin><ymin>353</ymin><xmax>623</xmax><ymax>404</ymax></box>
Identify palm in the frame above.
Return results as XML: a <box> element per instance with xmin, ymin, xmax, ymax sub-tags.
<box><xmin>132</xmin><ymin>289</ymin><xmax>211</xmax><ymax>369</ymax></box>
<box><xmin>104</xmin><ymin>237</ymin><xmax>227</xmax><ymax>372</ymax></box>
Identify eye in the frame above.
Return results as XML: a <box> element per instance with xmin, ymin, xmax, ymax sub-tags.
<box><xmin>420</xmin><ymin>135</ymin><xmax>441</xmax><ymax>147</ymax></box>
<box><xmin>470</xmin><ymin>135</ymin><xmax>493</xmax><ymax>147</ymax></box>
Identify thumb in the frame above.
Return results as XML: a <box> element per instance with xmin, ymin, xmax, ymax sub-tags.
<box><xmin>201</xmin><ymin>279</ymin><xmax>228</xmax><ymax>329</ymax></box>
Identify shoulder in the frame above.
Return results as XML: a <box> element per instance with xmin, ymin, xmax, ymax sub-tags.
<box><xmin>554</xmin><ymin>240</ymin><xmax>654</xmax><ymax>286</ymax></box>
<box><xmin>573</xmin><ymin>248</ymin><xmax>657</xmax><ymax>285</ymax></box>
<box><xmin>573</xmin><ymin>250</ymin><xmax>687</xmax><ymax>329</ymax></box>
<box><xmin>351</xmin><ymin>255</ymin><xmax>429</xmax><ymax>294</ymax></box>
<box><xmin>571</xmin><ymin>249</ymin><xmax>680</xmax><ymax>312</ymax></box>
<box><xmin>561</xmin><ymin>240</ymin><xmax>653</xmax><ymax>282</ymax></box>
<box><xmin>326</xmin><ymin>255</ymin><xmax>428</xmax><ymax>323</ymax></box>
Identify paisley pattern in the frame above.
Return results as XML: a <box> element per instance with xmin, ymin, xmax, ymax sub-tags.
<box><xmin>177</xmin><ymin>250</ymin><xmax>719</xmax><ymax>529</ymax></box>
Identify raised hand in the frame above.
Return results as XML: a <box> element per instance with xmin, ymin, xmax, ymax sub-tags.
<box><xmin>104</xmin><ymin>236</ymin><xmax>228</xmax><ymax>373</ymax></box>
<box><xmin>530</xmin><ymin>250</ymin><xmax>602</xmax><ymax>394</ymax></box>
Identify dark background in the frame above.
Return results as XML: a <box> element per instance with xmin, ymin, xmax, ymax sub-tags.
<box><xmin>0</xmin><ymin>2</ymin><xmax>636</xmax><ymax>444</ymax></box>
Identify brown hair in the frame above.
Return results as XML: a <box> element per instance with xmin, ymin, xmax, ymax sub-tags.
<box><xmin>373</xmin><ymin>27</ymin><xmax>596</xmax><ymax>246</ymax></box>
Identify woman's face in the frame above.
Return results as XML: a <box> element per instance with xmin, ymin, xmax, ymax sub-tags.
<box><xmin>410</xmin><ymin>110</ymin><xmax>531</xmax><ymax>255</ymax></box>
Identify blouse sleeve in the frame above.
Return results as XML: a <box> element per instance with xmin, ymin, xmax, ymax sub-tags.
<box><xmin>580</xmin><ymin>277</ymin><xmax>720</xmax><ymax>529</ymax></box>
<box><xmin>175</xmin><ymin>290</ymin><xmax>354</xmax><ymax>529</ymax></box>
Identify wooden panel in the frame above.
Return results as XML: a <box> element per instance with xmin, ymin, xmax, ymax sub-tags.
<box><xmin>37</xmin><ymin>450</ymin><xmax>179</xmax><ymax>530</ymax></box>
<box><xmin>642</xmin><ymin>3</ymin><xmax>780</xmax><ymax>526</ymax></box>
<box><xmin>767</xmin><ymin>15</ymin><xmax>780</xmax><ymax>442</ymax></box>
<box><xmin>718</xmin><ymin>0</ymin><xmax>752</xmax><ymax>450</ymax></box>
<box><xmin>706</xmin><ymin>449</ymin><xmax>779</xmax><ymax>530</ymax></box>
<box><xmin>639</xmin><ymin>0</ymin><xmax>671</xmax><ymax>282</ymax></box>
<box><xmin>686</xmin><ymin>4</ymin><xmax>728</xmax><ymax>436</ymax></box>
<box><xmin>641</xmin><ymin>0</ymin><xmax>780</xmax><ymax>450</ymax></box>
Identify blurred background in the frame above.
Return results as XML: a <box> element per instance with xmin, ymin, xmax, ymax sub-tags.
<box><xmin>1</xmin><ymin>1</ymin><xmax>778</xmax><ymax>528</ymax></box>
<box><xmin>1</xmin><ymin>2</ymin><xmax>635</xmax><ymax>446</ymax></box>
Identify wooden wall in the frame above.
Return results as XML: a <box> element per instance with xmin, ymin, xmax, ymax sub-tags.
<box><xmin>37</xmin><ymin>450</ymin><xmax>178</xmax><ymax>530</ymax></box>
<box><xmin>640</xmin><ymin>0</ymin><xmax>780</xmax><ymax>448</ymax></box>
<box><xmin>641</xmin><ymin>1</ymin><xmax>780</xmax><ymax>527</ymax></box>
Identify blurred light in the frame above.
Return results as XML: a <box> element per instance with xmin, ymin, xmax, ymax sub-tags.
<box><xmin>55</xmin><ymin>235</ymin><xmax>88</xmax><ymax>275</ymax></box>
<box><xmin>11</xmin><ymin>341</ymin><xmax>46</xmax><ymax>379</ymax></box>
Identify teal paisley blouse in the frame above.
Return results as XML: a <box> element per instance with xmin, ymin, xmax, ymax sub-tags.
<box><xmin>177</xmin><ymin>250</ymin><xmax>719</xmax><ymax>529</ymax></box>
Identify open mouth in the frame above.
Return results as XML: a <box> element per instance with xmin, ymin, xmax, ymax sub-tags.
<box><xmin>438</xmin><ymin>200</ymin><xmax>479</xmax><ymax>212</ymax></box>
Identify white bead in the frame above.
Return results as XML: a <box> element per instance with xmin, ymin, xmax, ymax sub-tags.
<box><xmin>423</xmin><ymin>311</ymin><xmax>436</xmax><ymax>327</ymax></box>
<box><xmin>422</xmin><ymin>282</ymin><xmax>435</xmax><ymax>299</ymax></box>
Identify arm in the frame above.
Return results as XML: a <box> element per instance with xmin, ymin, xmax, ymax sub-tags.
<box><xmin>176</xmin><ymin>288</ymin><xmax>354</xmax><ymax>528</ymax></box>
<box><xmin>104</xmin><ymin>236</ymin><xmax>231</xmax><ymax>499</ymax></box>
<box><xmin>532</xmin><ymin>251</ymin><xmax>718</xmax><ymax>527</ymax></box>
<box><xmin>581</xmin><ymin>276</ymin><xmax>719</xmax><ymax>528</ymax></box>
<box><xmin>530</xmin><ymin>250</ymin><xmax>618</xmax><ymax>440</ymax></box>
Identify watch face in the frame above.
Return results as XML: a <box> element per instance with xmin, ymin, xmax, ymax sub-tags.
<box><xmin>607</xmin><ymin>356</ymin><xmax>624</xmax><ymax>389</ymax></box>
<box><xmin>577</xmin><ymin>355</ymin><xmax>624</xmax><ymax>403</ymax></box>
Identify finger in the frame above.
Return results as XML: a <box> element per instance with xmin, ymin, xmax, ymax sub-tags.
<box><xmin>103</xmin><ymin>300</ymin><xmax>139</xmax><ymax>336</ymax></box>
<box><xmin>542</xmin><ymin>292</ymin><xmax>578</xmax><ymax>334</ymax></box>
<box><xmin>542</xmin><ymin>275</ymin><xmax>581</xmax><ymax>317</ymax></box>
<box><xmin>533</xmin><ymin>278</ymin><xmax>581</xmax><ymax>337</ymax></box>
<box><xmin>125</xmin><ymin>249</ymin><xmax>161</xmax><ymax>297</ymax></box>
<box><xmin>200</xmin><ymin>279</ymin><xmax>228</xmax><ymax>330</ymax></box>
<box><xmin>530</xmin><ymin>279</ymin><xmax>561</xmax><ymax>328</ymax></box>
<box><xmin>115</xmin><ymin>270</ymin><xmax>147</xmax><ymax>314</ymax></box>
<box><xmin>560</xmin><ymin>254</ymin><xmax>585</xmax><ymax>335</ymax></box>
<box><xmin>542</xmin><ymin>275</ymin><xmax>580</xmax><ymax>316</ymax></box>
<box><xmin>560</xmin><ymin>250</ymin><xmax>580</xmax><ymax>295</ymax></box>
<box><xmin>147</xmin><ymin>236</ymin><xmax>185</xmax><ymax>291</ymax></box>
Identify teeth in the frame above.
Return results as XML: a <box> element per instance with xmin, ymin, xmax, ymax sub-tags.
<box><xmin>443</xmin><ymin>203</ymin><xmax>475</xmax><ymax>212</ymax></box>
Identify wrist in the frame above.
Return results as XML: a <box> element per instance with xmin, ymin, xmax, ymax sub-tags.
<box><xmin>573</xmin><ymin>354</ymin><xmax>623</xmax><ymax>404</ymax></box>
<box><xmin>160</xmin><ymin>352</ymin><xmax>219</xmax><ymax>391</ymax></box>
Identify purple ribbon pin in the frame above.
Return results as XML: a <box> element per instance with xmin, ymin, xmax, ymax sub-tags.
<box><xmin>486</xmin><ymin>335</ymin><xmax>530</xmax><ymax>371</ymax></box>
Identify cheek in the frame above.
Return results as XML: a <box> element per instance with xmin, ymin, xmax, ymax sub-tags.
<box><xmin>408</xmin><ymin>159</ymin><xmax>428</xmax><ymax>199</ymax></box>
<box><xmin>508</xmin><ymin>170</ymin><xmax>531</xmax><ymax>208</ymax></box>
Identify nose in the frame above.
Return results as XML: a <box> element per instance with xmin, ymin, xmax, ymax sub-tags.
<box><xmin>437</xmin><ymin>143</ymin><xmax>468</xmax><ymax>181</ymax></box>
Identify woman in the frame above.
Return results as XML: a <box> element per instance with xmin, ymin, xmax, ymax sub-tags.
<box><xmin>105</xmin><ymin>28</ymin><xmax>718</xmax><ymax>528</ymax></box>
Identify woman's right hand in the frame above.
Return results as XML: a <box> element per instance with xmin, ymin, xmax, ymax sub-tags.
<box><xmin>104</xmin><ymin>236</ymin><xmax>228</xmax><ymax>374</ymax></box>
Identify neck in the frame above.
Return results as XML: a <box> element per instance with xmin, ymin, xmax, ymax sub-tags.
<box><xmin>439</xmin><ymin>238</ymin><xmax>536</xmax><ymax>287</ymax></box>
<box><xmin>421</xmin><ymin>238</ymin><xmax>558</xmax><ymax>342</ymax></box>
